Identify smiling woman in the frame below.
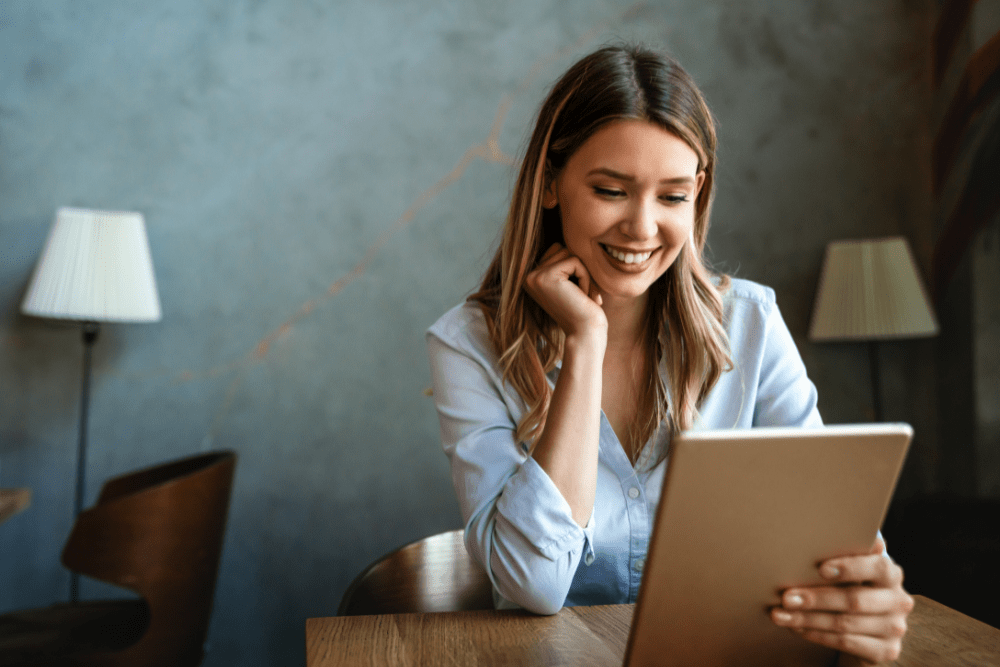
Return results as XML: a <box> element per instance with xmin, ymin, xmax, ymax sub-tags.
<box><xmin>469</xmin><ymin>46</ymin><xmax>730</xmax><ymax>461</ymax></box>
<box><xmin>425</xmin><ymin>45</ymin><xmax>914</xmax><ymax>664</ymax></box>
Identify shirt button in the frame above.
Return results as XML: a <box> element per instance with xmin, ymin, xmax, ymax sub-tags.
<box><xmin>634</xmin><ymin>559</ymin><xmax>645</xmax><ymax>572</ymax></box>
<box><xmin>584</xmin><ymin>553</ymin><xmax>595</xmax><ymax>566</ymax></box>
<box><xmin>628</xmin><ymin>487</ymin><xmax>640</xmax><ymax>499</ymax></box>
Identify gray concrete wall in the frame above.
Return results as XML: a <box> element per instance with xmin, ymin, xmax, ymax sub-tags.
<box><xmin>1</xmin><ymin>1</ymin><xmax>940</xmax><ymax>665</ymax></box>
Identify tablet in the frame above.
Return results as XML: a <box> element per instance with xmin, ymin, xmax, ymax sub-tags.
<box><xmin>623</xmin><ymin>423</ymin><xmax>912</xmax><ymax>667</ymax></box>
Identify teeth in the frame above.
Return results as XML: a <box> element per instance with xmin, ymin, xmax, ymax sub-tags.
<box><xmin>603</xmin><ymin>245</ymin><xmax>652</xmax><ymax>264</ymax></box>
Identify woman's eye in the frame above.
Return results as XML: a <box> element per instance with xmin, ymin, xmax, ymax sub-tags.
<box><xmin>593</xmin><ymin>186</ymin><xmax>625</xmax><ymax>198</ymax></box>
<box><xmin>661</xmin><ymin>194</ymin><xmax>690</xmax><ymax>203</ymax></box>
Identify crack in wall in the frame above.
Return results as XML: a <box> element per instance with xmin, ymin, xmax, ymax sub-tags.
<box><xmin>233</xmin><ymin>24</ymin><xmax>606</xmax><ymax>367</ymax></box>
<box><xmin>196</xmin><ymin>24</ymin><xmax>614</xmax><ymax>447</ymax></box>
<box><xmin>185</xmin><ymin>20</ymin><xmax>615</xmax><ymax>447</ymax></box>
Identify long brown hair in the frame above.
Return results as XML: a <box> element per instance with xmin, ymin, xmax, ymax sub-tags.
<box><xmin>472</xmin><ymin>45</ymin><xmax>732</xmax><ymax>461</ymax></box>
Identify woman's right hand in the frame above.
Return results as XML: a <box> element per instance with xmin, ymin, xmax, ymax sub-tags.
<box><xmin>524</xmin><ymin>244</ymin><xmax>607</xmax><ymax>344</ymax></box>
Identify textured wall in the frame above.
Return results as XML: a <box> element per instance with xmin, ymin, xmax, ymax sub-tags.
<box><xmin>1</xmin><ymin>1</ymin><xmax>937</xmax><ymax>665</ymax></box>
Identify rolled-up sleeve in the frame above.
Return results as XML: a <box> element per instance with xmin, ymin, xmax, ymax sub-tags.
<box><xmin>426</xmin><ymin>306</ymin><xmax>591</xmax><ymax>614</ymax></box>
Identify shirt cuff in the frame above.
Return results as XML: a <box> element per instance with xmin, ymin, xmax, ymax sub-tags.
<box><xmin>495</xmin><ymin>455</ymin><xmax>589</xmax><ymax>561</ymax></box>
<box><xmin>581</xmin><ymin>507</ymin><xmax>596</xmax><ymax>566</ymax></box>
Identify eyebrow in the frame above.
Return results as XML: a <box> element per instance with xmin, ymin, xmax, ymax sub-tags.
<box><xmin>587</xmin><ymin>167</ymin><xmax>695</xmax><ymax>186</ymax></box>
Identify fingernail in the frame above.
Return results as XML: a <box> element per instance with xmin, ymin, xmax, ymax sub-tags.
<box><xmin>786</xmin><ymin>594</ymin><xmax>804</xmax><ymax>608</ymax></box>
<box><xmin>773</xmin><ymin>610</ymin><xmax>792</xmax><ymax>623</ymax></box>
<box><xmin>821</xmin><ymin>564</ymin><xmax>840</xmax><ymax>579</ymax></box>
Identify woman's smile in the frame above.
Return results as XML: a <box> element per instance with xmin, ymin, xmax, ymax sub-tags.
<box><xmin>600</xmin><ymin>243</ymin><xmax>658</xmax><ymax>268</ymax></box>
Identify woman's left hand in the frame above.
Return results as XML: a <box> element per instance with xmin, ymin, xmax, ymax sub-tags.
<box><xmin>770</xmin><ymin>537</ymin><xmax>915</xmax><ymax>665</ymax></box>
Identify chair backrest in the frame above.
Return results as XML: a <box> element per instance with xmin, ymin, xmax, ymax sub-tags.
<box><xmin>337</xmin><ymin>529</ymin><xmax>493</xmax><ymax>616</ymax></box>
<box><xmin>61</xmin><ymin>450</ymin><xmax>237</xmax><ymax>667</ymax></box>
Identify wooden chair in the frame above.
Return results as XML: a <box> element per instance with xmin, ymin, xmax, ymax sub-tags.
<box><xmin>337</xmin><ymin>529</ymin><xmax>493</xmax><ymax>616</ymax></box>
<box><xmin>0</xmin><ymin>450</ymin><xmax>236</xmax><ymax>667</ymax></box>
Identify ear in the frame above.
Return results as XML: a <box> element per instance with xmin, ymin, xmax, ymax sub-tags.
<box><xmin>694</xmin><ymin>169</ymin><xmax>706</xmax><ymax>199</ymax></box>
<box><xmin>542</xmin><ymin>182</ymin><xmax>558</xmax><ymax>209</ymax></box>
<box><xmin>542</xmin><ymin>162</ymin><xmax>559</xmax><ymax>209</ymax></box>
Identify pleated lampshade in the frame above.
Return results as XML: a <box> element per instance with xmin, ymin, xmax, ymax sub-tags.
<box><xmin>809</xmin><ymin>237</ymin><xmax>937</xmax><ymax>341</ymax></box>
<box><xmin>21</xmin><ymin>207</ymin><xmax>161</xmax><ymax>323</ymax></box>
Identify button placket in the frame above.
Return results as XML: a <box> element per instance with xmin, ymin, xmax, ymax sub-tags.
<box><xmin>624</xmin><ymin>478</ymin><xmax>648</xmax><ymax>600</ymax></box>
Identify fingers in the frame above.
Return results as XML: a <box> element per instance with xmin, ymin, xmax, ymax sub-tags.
<box><xmin>775</xmin><ymin>547</ymin><xmax>913</xmax><ymax>665</ymax></box>
<box><xmin>771</xmin><ymin>607</ymin><xmax>907</xmax><ymax>638</ymax></box>
<box><xmin>531</xmin><ymin>244</ymin><xmax>577</xmax><ymax>280</ymax></box>
<box><xmin>536</xmin><ymin>242</ymin><xmax>568</xmax><ymax>266</ymax></box>
<box><xmin>525</xmin><ymin>244</ymin><xmax>605</xmax><ymax>337</ymax></box>
<box><xmin>781</xmin><ymin>584</ymin><xmax>913</xmax><ymax>616</ymax></box>
<box><xmin>775</xmin><ymin>580</ymin><xmax>913</xmax><ymax>664</ymax></box>
<box><xmin>527</xmin><ymin>244</ymin><xmax>595</xmax><ymax>301</ymax></box>
<box><xmin>772</xmin><ymin>599</ymin><xmax>909</xmax><ymax>665</ymax></box>
<box><xmin>527</xmin><ymin>250</ymin><xmax>590</xmax><ymax>294</ymax></box>
<box><xmin>793</xmin><ymin>626</ymin><xmax>904</xmax><ymax>664</ymax></box>
<box><xmin>819</xmin><ymin>552</ymin><xmax>903</xmax><ymax>588</ymax></box>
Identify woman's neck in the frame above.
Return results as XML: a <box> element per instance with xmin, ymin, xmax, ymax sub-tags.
<box><xmin>597</xmin><ymin>290</ymin><xmax>654</xmax><ymax>467</ymax></box>
<box><xmin>600</xmin><ymin>291</ymin><xmax>649</xmax><ymax>353</ymax></box>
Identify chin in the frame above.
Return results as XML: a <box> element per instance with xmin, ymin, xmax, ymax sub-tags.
<box><xmin>593</xmin><ymin>277</ymin><xmax>659</xmax><ymax>302</ymax></box>
<box><xmin>595</xmin><ymin>264</ymin><xmax>670</xmax><ymax>298</ymax></box>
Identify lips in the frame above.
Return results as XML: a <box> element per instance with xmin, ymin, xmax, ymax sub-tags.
<box><xmin>601</xmin><ymin>243</ymin><xmax>657</xmax><ymax>265</ymax></box>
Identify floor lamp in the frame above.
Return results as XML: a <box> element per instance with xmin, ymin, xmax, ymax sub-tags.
<box><xmin>809</xmin><ymin>237</ymin><xmax>938</xmax><ymax>422</ymax></box>
<box><xmin>21</xmin><ymin>207</ymin><xmax>161</xmax><ymax>603</ymax></box>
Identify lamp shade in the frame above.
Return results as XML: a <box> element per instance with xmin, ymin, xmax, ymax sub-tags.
<box><xmin>21</xmin><ymin>207</ymin><xmax>161</xmax><ymax>322</ymax></box>
<box><xmin>809</xmin><ymin>237</ymin><xmax>938</xmax><ymax>341</ymax></box>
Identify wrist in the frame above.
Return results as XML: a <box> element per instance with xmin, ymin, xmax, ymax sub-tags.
<box><xmin>563</xmin><ymin>327</ymin><xmax>607</xmax><ymax>361</ymax></box>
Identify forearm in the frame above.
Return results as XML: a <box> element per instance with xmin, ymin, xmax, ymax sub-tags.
<box><xmin>530</xmin><ymin>333</ymin><xmax>605</xmax><ymax>526</ymax></box>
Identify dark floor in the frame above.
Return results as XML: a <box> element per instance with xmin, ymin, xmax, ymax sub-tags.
<box><xmin>881</xmin><ymin>495</ymin><xmax>1000</xmax><ymax>629</ymax></box>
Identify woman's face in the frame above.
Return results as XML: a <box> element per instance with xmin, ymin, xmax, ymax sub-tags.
<box><xmin>544</xmin><ymin>119</ymin><xmax>704</xmax><ymax>303</ymax></box>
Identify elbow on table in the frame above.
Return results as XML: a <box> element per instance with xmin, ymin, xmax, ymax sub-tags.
<box><xmin>503</xmin><ymin>586</ymin><xmax>566</xmax><ymax>616</ymax></box>
<box><xmin>483</xmin><ymin>516</ymin><xmax>580</xmax><ymax>616</ymax></box>
<box><xmin>492</xmin><ymin>565</ymin><xmax>572</xmax><ymax>616</ymax></box>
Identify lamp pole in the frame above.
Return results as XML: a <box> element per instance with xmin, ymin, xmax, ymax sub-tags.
<box><xmin>869</xmin><ymin>340</ymin><xmax>884</xmax><ymax>423</ymax></box>
<box><xmin>70</xmin><ymin>321</ymin><xmax>99</xmax><ymax>603</ymax></box>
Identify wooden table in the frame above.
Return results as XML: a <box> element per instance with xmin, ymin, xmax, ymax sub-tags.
<box><xmin>0</xmin><ymin>488</ymin><xmax>30</xmax><ymax>525</ymax></box>
<box><xmin>306</xmin><ymin>595</ymin><xmax>1000</xmax><ymax>667</ymax></box>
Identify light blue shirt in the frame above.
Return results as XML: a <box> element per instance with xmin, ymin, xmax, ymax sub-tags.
<box><xmin>426</xmin><ymin>279</ymin><xmax>824</xmax><ymax>615</ymax></box>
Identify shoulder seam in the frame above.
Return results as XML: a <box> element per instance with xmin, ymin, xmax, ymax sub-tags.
<box><xmin>725</xmin><ymin>278</ymin><xmax>775</xmax><ymax>308</ymax></box>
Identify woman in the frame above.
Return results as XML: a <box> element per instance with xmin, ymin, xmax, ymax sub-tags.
<box><xmin>427</xmin><ymin>45</ymin><xmax>912</xmax><ymax>664</ymax></box>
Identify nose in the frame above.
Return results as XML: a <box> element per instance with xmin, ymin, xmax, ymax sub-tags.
<box><xmin>621</xmin><ymin>197</ymin><xmax>658</xmax><ymax>241</ymax></box>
